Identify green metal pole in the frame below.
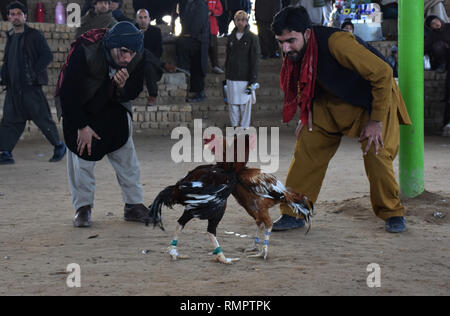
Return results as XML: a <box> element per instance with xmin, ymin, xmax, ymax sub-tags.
<box><xmin>398</xmin><ymin>0</ymin><xmax>425</xmax><ymax>197</ymax></box>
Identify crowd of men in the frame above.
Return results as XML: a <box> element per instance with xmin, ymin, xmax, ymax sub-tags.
<box><xmin>0</xmin><ymin>0</ymin><xmax>448</xmax><ymax>234</ymax></box>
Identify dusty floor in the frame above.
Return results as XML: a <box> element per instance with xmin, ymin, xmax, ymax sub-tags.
<box><xmin>0</xmin><ymin>132</ymin><xmax>449</xmax><ymax>296</ymax></box>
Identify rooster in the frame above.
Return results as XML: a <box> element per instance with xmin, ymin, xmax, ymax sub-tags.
<box><xmin>146</xmin><ymin>138</ymin><xmax>244</xmax><ymax>264</ymax></box>
<box><xmin>207</xmin><ymin>133</ymin><xmax>314</xmax><ymax>260</ymax></box>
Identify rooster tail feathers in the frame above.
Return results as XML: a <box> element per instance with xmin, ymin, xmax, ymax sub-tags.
<box><xmin>285</xmin><ymin>193</ymin><xmax>314</xmax><ymax>234</ymax></box>
<box><xmin>146</xmin><ymin>186</ymin><xmax>175</xmax><ymax>231</ymax></box>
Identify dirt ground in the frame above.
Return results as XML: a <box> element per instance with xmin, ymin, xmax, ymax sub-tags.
<box><xmin>0</xmin><ymin>131</ymin><xmax>449</xmax><ymax>296</ymax></box>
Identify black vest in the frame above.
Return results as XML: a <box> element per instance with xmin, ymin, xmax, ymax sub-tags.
<box><xmin>314</xmin><ymin>26</ymin><xmax>389</xmax><ymax>113</ymax></box>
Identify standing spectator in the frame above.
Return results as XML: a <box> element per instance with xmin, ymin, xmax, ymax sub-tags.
<box><xmin>59</xmin><ymin>22</ymin><xmax>150</xmax><ymax>227</ymax></box>
<box><xmin>425</xmin><ymin>15</ymin><xmax>450</xmax><ymax>131</ymax></box>
<box><xmin>208</xmin><ymin>0</ymin><xmax>225</xmax><ymax>74</ymax></box>
<box><xmin>425</xmin><ymin>15</ymin><xmax>450</xmax><ymax>73</ymax></box>
<box><xmin>0</xmin><ymin>1</ymin><xmax>66</xmax><ymax>165</ymax></box>
<box><xmin>76</xmin><ymin>0</ymin><xmax>117</xmax><ymax>38</ymax></box>
<box><xmin>136</xmin><ymin>9</ymin><xmax>163</xmax><ymax>59</ymax></box>
<box><xmin>255</xmin><ymin>0</ymin><xmax>281</xmax><ymax>59</ymax></box>
<box><xmin>136</xmin><ymin>8</ymin><xmax>177</xmax><ymax>106</ymax></box>
<box><xmin>176</xmin><ymin>0</ymin><xmax>210</xmax><ymax>103</ymax></box>
<box><xmin>225</xmin><ymin>10</ymin><xmax>260</xmax><ymax>129</ymax></box>
<box><xmin>218</xmin><ymin>0</ymin><xmax>230</xmax><ymax>37</ymax></box>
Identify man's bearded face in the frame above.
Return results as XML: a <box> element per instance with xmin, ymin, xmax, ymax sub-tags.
<box><xmin>276</xmin><ymin>29</ymin><xmax>310</xmax><ymax>63</ymax></box>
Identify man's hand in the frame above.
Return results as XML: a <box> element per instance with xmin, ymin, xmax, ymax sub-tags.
<box><xmin>113</xmin><ymin>68</ymin><xmax>130</xmax><ymax>89</ymax></box>
<box><xmin>359</xmin><ymin>120</ymin><xmax>384</xmax><ymax>155</ymax></box>
<box><xmin>77</xmin><ymin>126</ymin><xmax>101</xmax><ymax>157</ymax></box>
<box><xmin>295</xmin><ymin>111</ymin><xmax>313</xmax><ymax>138</ymax></box>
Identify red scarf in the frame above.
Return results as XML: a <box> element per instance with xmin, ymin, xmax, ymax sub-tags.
<box><xmin>280</xmin><ymin>30</ymin><xmax>318</xmax><ymax>125</ymax></box>
<box><xmin>55</xmin><ymin>29</ymin><xmax>109</xmax><ymax>97</ymax></box>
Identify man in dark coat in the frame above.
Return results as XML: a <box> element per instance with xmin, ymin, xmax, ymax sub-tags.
<box><xmin>136</xmin><ymin>8</ymin><xmax>177</xmax><ymax>106</ymax></box>
<box><xmin>176</xmin><ymin>0</ymin><xmax>210</xmax><ymax>102</ymax></box>
<box><xmin>59</xmin><ymin>22</ymin><xmax>150</xmax><ymax>227</ymax></box>
<box><xmin>255</xmin><ymin>0</ymin><xmax>281</xmax><ymax>59</ymax></box>
<box><xmin>425</xmin><ymin>15</ymin><xmax>450</xmax><ymax>129</ymax></box>
<box><xmin>0</xmin><ymin>1</ymin><xmax>66</xmax><ymax>165</ymax></box>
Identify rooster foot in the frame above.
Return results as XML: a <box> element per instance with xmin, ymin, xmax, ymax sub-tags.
<box><xmin>215</xmin><ymin>253</ymin><xmax>240</xmax><ymax>265</ymax></box>
<box><xmin>168</xmin><ymin>246</ymin><xmax>190</xmax><ymax>260</ymax></box>
<box><xmin>247</xmin><ymin>246</ymin><xmax>268</xmax><ymax>260</ymax></box>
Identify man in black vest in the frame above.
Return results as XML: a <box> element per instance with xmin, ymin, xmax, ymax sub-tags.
<box><xmin>60</xmin><ymin>22</ymin><xmax>150</xmax><ymax>227</ymax></box>
<box><xmin>271</xmin><ymin>6</ymin><xmax>412</xmax><ymax>233</ymax></box>
<box><xmin>0</xmin><ymin>1</ymin><xmax>66</xmax><ymax>165</ymax></box>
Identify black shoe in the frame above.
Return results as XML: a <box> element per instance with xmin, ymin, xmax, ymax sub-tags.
<box><xmin>49</xmin><ymin>143</ymin><xmax>67</xmax><ymax>162</ymax></box>
<box><xmin>385</xmin><ymin>216</ymin><xmax>406</xmax><ymax>233</ymax></box>
<box><xmin>0</xmin><ymin>151</ymin><xmax>15</xmax><ymax>165</ymax></box>
<box><xmin>187</xmin><ymin>91</ymin><xmax>206</xmax><ymax>103</ymax></box>
<box><xmin>124</xmin><ymin>204</ymin><xmax>150</xmax><ymax>223</ymax></box>
<box><xmin>272</xmin><ymin>214</ymin><xmax>306</xmax><ymax>231</ymax></box>
<box><xmin>73</xmin><ymin>206</ymin><xmax>92</xmax><ymax>228</ymax></box>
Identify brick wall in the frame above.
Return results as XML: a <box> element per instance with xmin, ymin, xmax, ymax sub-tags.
<box><xmin>445</xmin><ymin>0</ymin><xmax>450</xmax><ymax>16</ymax></box>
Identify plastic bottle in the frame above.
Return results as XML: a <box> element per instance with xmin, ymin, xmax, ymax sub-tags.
<box><xmin>36</xmin><ymin>2</ymin><xmax>45</xmax><ymax>23</ymax></box>
<box><xmin>55</xmin><ymin>2</ymin><xmax>66</xmax><ymax>24</ymax></box>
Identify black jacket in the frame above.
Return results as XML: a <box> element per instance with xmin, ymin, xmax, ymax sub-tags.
<box><xmin>225</xmin><ymin>26</ymin><xmax>260</xmax><ymax>84</ymax></box>
<box><xmin>1</xmin><ymin>24</ymin><xmax>53</xmax><ymax>87</ymax></box>
<box><xmin>179</xmin><ymin>0</ymin><xmax>210</xmax><ymax>75</ymax></box>
<box><xmin>60</xmin><ymin>40</ymin><xmax>145</xmax><ymax>161</ymax></box>
<box><xmin>313</xmin><ymin>26</ymin><xmax>389</xmax><ymax>114</ymax></box>
<box><xmin>141</xmin><ymin>24</ymin><xmax>163</xmax><ymax>59</ymax></box>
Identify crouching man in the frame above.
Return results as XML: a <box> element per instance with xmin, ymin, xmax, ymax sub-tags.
<box><xmin>59</xmin><ymin>22</ymin><xmax>150</xmax><ymax>227</ymax></box>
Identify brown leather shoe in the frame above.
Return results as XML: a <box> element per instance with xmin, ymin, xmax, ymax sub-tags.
<box><xmin>73</xmin><ymin>206</ymin><xmax>92</xmax><ymax>228</ymax></box>
<box><xmin>124</xmin><ymin>204</ymin><xmax>149</xmax><ymax>223</ymax></box>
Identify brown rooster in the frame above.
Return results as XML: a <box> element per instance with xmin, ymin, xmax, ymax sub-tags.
<box><xmin>207</xmin><ymin>133</ymin><xmax>314</xmax><ymax>260</ymax></box>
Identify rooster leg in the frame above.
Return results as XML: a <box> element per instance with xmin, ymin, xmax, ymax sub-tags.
<box><xmin>168</xmin><ymin>223</ymin><xmax>190</xmax><ymax>260</ymax></box>
<box><xmin>208</xmin><ymin>232</ymin><xmax>240</xmax><ymax>264</ymax></box>
<box><xmin>248</xmin><ymin>226</ymin><xmax>272</xmax><ymax>260</ymax></box>
<box><xmin>245</xmin><ymin>223</ymin><xmax>264</xmax><ymax>254</ymax></box>
<box><xmin>169</xmin><ymin>214</ymin><xmax>193</xmax><ymax>260</ymax></box>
